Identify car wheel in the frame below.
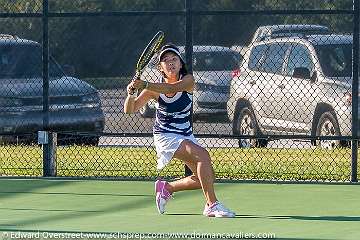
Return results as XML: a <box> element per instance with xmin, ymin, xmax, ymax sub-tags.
<box><xmin>140</xmin><ymin>103</ymin><xmax>155</xmax><ymax>118</ymax></box>
<box><xmin>234</xmin><ymin>106</ymin><xmax>268</xmax><ymax>148</ymax></box>
<box><xmin>315</xmin><ymin>111</ymin><xmax>341</xmax><ymax>149</ymax></box>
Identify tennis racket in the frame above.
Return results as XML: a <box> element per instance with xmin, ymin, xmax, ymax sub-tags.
<box><xmin>135</xmin><ymin>31</ymin><xmax>165</xmax><ymax>79</ymax></box>
<box><xmin>129</xmin><ymin>31</ymin><xmax>164</xmax><ymax>96</ymax></box>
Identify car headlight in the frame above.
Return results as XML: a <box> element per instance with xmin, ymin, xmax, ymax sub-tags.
<box><xmin>81</xmin><ymin>94</ymin><xmax>99</xmax><ymax>103</ymax></box>
<box><xmin>194</xmin><ymin>83</ymin><xmax>229</xmax><ymax>93</ymax></box>
<box><xmin>0</xmin><ymin>97</ymin><xmax>22</xmax><ymax>107</ymax></box>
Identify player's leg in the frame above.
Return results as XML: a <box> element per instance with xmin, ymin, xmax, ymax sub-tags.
<box><xmin>155</xmin><ymin>140</ymin><xmax>235</xmax><ymax>217</ymax></box>
<box><xmin>173</xmin><ymin>140</ymin><xmax>217</xmax><ymax>205</ymax></box>
<box><xmin>155</xmin><ymin>142</ymin><xmax>209</xmax><ymax>214</ymax></box>
<box><xmin>173</xmin><ymin>140</ymin><xmax>236</xmax><ymax>218</ymax></box>
<box><xmin>166</xmin><ymin>159</ymin><xmax>201</xmax><ymax>193</ymax></box>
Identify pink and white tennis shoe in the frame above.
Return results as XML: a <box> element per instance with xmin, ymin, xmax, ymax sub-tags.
<box><xmin>203</xmin><ymin>201</ymin><xmax>236</xmax><ymax>218</ymax></box>
<box><xmin>155</xmin><ymin>180</ymin><xmax>172</xmax><ymax>214</ymax></box>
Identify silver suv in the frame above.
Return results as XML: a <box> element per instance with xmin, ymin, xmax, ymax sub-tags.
<box><xmin>227</xmin><ymin>34</ymin><xmax>353</xmax><ymax>149</ymax></box>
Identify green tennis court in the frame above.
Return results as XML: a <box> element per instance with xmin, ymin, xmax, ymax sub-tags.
<box><xmin>0</xmin><ymin>179</ymin><xmax>359</xmax><ymax>240</ymax></box>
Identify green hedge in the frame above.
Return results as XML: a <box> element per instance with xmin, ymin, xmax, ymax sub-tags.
<box><xmin>0</xmin><ymin>146</ymin><xmax>357</xmax><ymax>182</ymax></box>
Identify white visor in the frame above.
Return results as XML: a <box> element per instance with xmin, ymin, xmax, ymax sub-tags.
<box><xmin>158</xmin><ymin>47</ymin><xmax>184</xmax><ymax>63</ymax></box>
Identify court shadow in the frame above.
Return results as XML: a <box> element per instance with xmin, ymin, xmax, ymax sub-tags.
<box><xmin>166</xmin><ymin>213</ymin><xmax>259</xmax><ymax>218</ymax></box>
<box><xmin>234</xmin><ymin>214</ymin><xmax>264</xmax><ymax>219</ymax></box>
<box><xmin>1</xmin><ymin>192</ymin><xmax>158</xmax><ymax>230</ymax></box>
<box><xmin>270</xmin><ymin>215</ymin><xmax>360</xmax><ymax>222</ymax></box>
<box><xmin>221</xmin><ymin>214</ymin><xmax>360</xmax><ymax>221</ymax></box>
<box><xmin>0</xmin><ymin>180</ymin><xmax>73</xmax><ymax>199</ymax></box>
<box><xmin>0</xmin><ymin>192</ymin><xmax>152</xmax><ymax>197</ymax></box>
<box><xmin>165</xmin><ymin>213</ymin><xmax>202</xmax><ymax>216</ymax></box>
<box><xmin>1</xmin><ymin>193</ymin><xmax>155</xmax><ymax>229</ymax></box>
<box><xmin>0</xmin><ymin>207</ymin><xmax>101</xmax><ymax>213</ymax></box>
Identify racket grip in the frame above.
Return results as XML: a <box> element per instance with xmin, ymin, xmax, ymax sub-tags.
<box><xmin>134</xmin><ymin>71</ymin><xmax>141</xmax><ymax>80</ymax></box>
<box><xmin>129</xmin><ymin>87</ymin><xmax>138</xmax><ymax>96</ymax></box>
<box><xmin>130</xmin><ymin>71</ymin><xmax>141</xmax><ymax>95</ymax></box>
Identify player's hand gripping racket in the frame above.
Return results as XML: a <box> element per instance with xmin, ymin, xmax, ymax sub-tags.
<box><xmin>130</xmin><ymin>31</ymin><xmax>165</xmax><ymax>95</ymax></box>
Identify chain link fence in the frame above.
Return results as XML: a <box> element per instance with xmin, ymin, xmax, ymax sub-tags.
<box><xmin>0</xmin><ymin>0</ymin><xmax>358</xmax><ymax>182</ymax></box>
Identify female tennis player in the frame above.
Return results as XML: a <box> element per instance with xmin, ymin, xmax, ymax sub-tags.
<box><xmin>124</xmin><ymin>44</ymin><xmax>235</xmax><ymax>218</ymax></box>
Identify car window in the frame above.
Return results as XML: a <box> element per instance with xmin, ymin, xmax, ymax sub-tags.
<box><xmin>314</xmin><ymin>44</ymin><xmax>352</xmax><ymax>78</ymax></box>
<box><xmin>248</xmin><ymin>44</ymin><xmax>267</xmax><ymax>71</ymax></box>
<box><xmin>0</xmin><ymin>44</ymin><xmax>64</xmax><ymax>79</ymax></box>
<box><xmin>286</xmin><ymin>44</ymin><xmax>314</xmax><ymax>76</ymax></box>
<box><xmin>151</xmin><ymin>48</ymin><xmax>242</xmax><ymax>72</ymax></box>
<box><xmin>253</xmin><ymin>29</ymin><xmax>265</xmax><ymax>42</ymax></box>
<box><xmin>193</xmin><ymin>51</ymin><xmax>241</xmax><ymax>71</ymax></box>
<box><xmin>260</xmin><ymin>43</ymin><xmax>289</xmax><ymax>74</ymax></box>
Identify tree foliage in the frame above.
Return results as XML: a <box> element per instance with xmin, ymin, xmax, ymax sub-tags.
<box><xmin>0</xmin><ymin>0</ymin><xmax>355</xmax><ymax>77</ymax></box>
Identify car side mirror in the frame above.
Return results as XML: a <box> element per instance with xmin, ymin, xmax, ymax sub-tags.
<box><xmin>62</xmin><ymin>64</ymin><xmax>76</xmax><ymax>76</ymax></box>
<box><xmin>293</xmin><ymin>67</ymin><xmax>310</xmax><ymax>79</ymax></box>
<box><xmin>310</xmin><ymin>71</ymin><xmax>317</xmax><ymax>83</ymax></box>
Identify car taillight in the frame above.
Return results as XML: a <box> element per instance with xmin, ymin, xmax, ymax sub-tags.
<box><xmin>231</xmin><ymin>69</ymin><xmax>241</xmax><ymax>78</ymax></box>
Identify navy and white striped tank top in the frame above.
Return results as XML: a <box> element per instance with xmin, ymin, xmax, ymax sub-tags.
<box><xmin>153</xmin><ymin>91</ymin><xmax>193</xmax><ymax>136</ymax></box>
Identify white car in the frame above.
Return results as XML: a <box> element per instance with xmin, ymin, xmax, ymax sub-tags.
<box><xmin>140</xmin><ymin>45</ymin><xmax>242</xmax><ymax>121</ymax></box>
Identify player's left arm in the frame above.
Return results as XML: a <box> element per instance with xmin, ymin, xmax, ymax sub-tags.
<box><xmin>124</xmin><ymin>87</ymin><xmax>158</xmax><ymax>114</ymax></box>
<box><xmin>133</xmin><ymin>74</ymin><xmax>195</xmax><ymax>94</ymax></box>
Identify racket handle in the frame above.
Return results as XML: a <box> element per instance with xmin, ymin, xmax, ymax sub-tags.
<box><xmin>129</xmin><ymin>87</ymin><xmax>138</xmax><ymax>96</ymax></box>
<box><xmin>134</xmin><ymin>71</ymin><xmax>141</xmax><ymax>80</ymax></box>
<box><xmin>129</xmin><ymin>71</ymin><xmax>141</xmax><ymax>96</ymax></box>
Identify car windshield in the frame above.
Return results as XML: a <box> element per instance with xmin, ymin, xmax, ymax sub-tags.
<box><xmin>314</xmin><ymin>43</ymin><xmax>352</xmax><ymax>78</ymax></box>
<box><xmin>0</xmin><ymin>44</ymin><xmax>64</xmax><ymax>79</ymax></box>
<box><xmin>193</xmin><ymin>51</ymin><xmax>241</xmax><ymax>71</ymax></box>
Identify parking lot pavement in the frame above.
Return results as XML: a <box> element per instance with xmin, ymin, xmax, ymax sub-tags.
<box><xmin>98</xmin><ymin>89</ymin><xmax>312</xmax><ymax>149</ymax></box>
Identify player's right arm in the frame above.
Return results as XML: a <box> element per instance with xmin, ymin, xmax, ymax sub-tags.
<box><xmin>124</xmin><ymin>83</ymin><xmax>158</xmax><ymax>114</ymax></box>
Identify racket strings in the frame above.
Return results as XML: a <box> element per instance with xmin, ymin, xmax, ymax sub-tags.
<box><xmin>136</xmin><ymin>33</ymin><xmax>164</xmax><ymax>71</ymax></box>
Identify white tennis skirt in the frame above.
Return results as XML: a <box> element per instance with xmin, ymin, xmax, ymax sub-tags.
<box><xmin>153</xmin><ymin>132</ymin><xmax>201</xmax><ymax>170</ymax></box>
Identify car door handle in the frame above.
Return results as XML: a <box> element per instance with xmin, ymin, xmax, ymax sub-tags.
<box><xmin>277</xmin><ymin>84</ymin><xmax>285</xmax><ymax>89</ymax></box>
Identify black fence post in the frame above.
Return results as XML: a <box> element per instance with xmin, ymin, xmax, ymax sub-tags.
<box><xmin>40</xmin><ymin>131</ymin><xmax>57</xmax><ymax>177</ymax></box>
<box><xmin>185</xmin><ymin>0</ymin><xmax>193</xmax><ymax>177</ymax></box>
<box><xmin>42</xmin><ymin>0</ymin><xmax>56</xmax><ymax>177</ymax></box>
<box><xmin>351</xmin><ymin>0</ymin><xmax>359</xmax><ymax>183</ymax></box>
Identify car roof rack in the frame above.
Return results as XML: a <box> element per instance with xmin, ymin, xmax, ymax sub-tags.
<box><xmin>261</xmin><ymin>29</ymin><xmax>333</xmax><ymax>41</ymax></box>
<box><xmin>262</xmin><ymin>32</ymin><xmax>309</xmax><ymax>40</ymax></box>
